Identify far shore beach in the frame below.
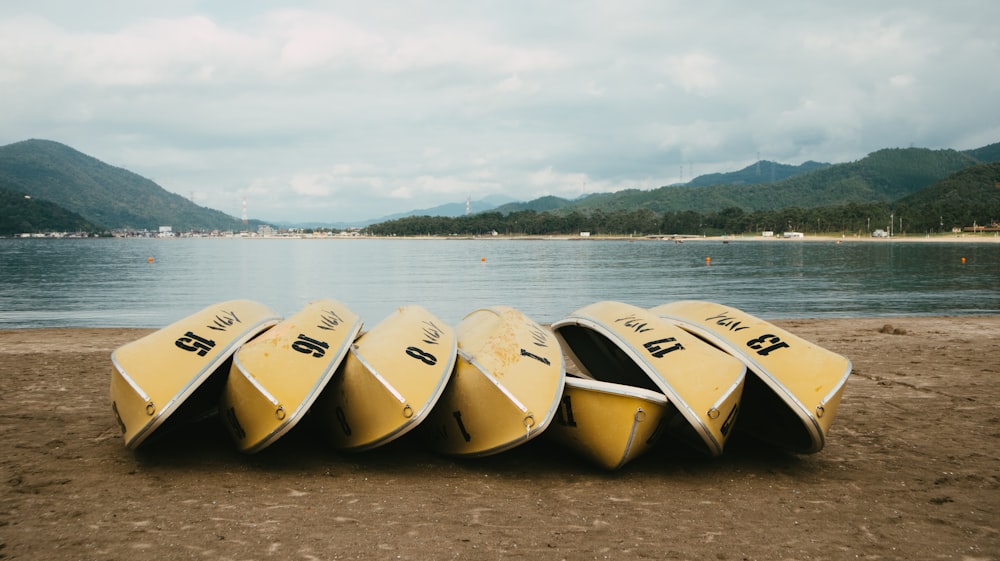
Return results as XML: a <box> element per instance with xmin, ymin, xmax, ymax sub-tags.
<box><xmin>308</xmin><ymin>232</ymin><xmax>1000</xmax><ymax>242</ymax></box>
<box><xmin>443</xmin><ymin>233</ymin><xmax>1000</xmax><ymax>243</ymax></box>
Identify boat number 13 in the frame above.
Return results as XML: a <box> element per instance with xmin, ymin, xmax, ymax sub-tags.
<box><xmin>746</xmin><ymin>333</ymin><xmax>790</xmax><ymax>356</ymax></box>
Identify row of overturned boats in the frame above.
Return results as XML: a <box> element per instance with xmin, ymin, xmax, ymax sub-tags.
<box><xmin>110</xmin><ymin>299</ymin><xmax>853</xmax><ymax>470</ymax></box>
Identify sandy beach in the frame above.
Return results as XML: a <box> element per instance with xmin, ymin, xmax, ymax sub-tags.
<box><xmin>1</xmin><ymin>317</ymin><xmax>998</xmax><ymax>560</ymax></box>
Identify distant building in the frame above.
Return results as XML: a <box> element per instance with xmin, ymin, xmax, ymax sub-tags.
<box><xmin>872</xmin><ymin>229</ymin><xmax>889</xmax><ymax>237</ymax></box>
<box><xmin>963</xmin><ymin>222</ymin><xmax>1000</xmax><ymax>232</ymax></box>
<box><xmin>761</xmin><ymin>231</ymin><xmax>774</xmax><ymax>237</ymax></box>
<box><xmin>158</xmin><ymin>226</ymin><xmax>174</xmax><ymax>238</ymax></box>
<box><xmin>782</xmin><ymin>231</ymin><xmax>804</xmax><ymax>238</ymax></box>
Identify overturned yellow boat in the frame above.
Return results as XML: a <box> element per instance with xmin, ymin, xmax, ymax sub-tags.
<box><xmin>651</xmin><ymin>300</ymin><xmax>852</xmax><ymax>453</ymax></box>
<box><xmin>219</xmin><ymin>299</ymin><xmax>362</xmax><ymax>453</ymax></box>
<box><xmin>545</xmin><ymin>376</ymin><xmax>671</xmax><ymax>470</ymax></box>
<box><xmin>110</xmin><ymin>299</ymin><xmax>281</xmax><ymax>449</ymax></box>
<box><xmin>422</xmin><ymin>306</ymin><xmax>565</xmax><ymax>457</ymax></box>
<box><xmin>552</xmin><ymin>301</ymin><xmax>746</xmax><ymax>457</ymax></box>
<box><xmin>316</xmin><ymin>305</ymin><xmax>457</xmax><ymax>451</ymax></box>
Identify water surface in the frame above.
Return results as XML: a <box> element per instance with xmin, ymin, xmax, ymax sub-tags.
<box><xmin>1</xmin><ymin>237</ymin><xmax>996</xmax><ymax>328</ymax></box>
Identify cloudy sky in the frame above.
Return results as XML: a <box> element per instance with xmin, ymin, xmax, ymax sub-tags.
<box><xmin>2</xmin><ymin>1</ymin><xmax>998</xmax><ymax>224</ymax></box>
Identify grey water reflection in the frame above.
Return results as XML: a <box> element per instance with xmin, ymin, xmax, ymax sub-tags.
<box><xmin>0</xmin><ymin>237</ymin><xmax>997</xmax><ymax>328</ymax></box>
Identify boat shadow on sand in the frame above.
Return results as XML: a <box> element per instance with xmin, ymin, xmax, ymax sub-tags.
<box><xmin>129</xmin><ymin>411</ymin><xmax>813</xmax><ymax>479</ymax></box>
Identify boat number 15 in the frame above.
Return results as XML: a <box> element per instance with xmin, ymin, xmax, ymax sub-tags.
<box><xmin>745</xmin><ymin>333</ymin><xmax>790</xmax><ymax>356</ymax></box>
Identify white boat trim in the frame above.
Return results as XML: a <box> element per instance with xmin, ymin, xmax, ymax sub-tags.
<box><xmin>351</xmin><ymin>346</ymin><xmax>407</xmax><ymax>405</ymax></box>
<box><xmin>554</xmin><ymin>314</ymin><xmax>734</xmax><ymax>456</ymax></box>
<box><xmin>459</xmin><ymin>348</ymin><xmax>530</xmax><ymax>414</ymax></box>
<box><xmin>124</xmin><ymin>316</ymin><xmax>280</xmax><ymax>448</ymax></box>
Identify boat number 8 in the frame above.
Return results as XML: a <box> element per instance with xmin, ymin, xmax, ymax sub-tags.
<box><xmin>405</xmin><ymin>346</ymin><xmax>437</xmax><ymax>366</ymax></box>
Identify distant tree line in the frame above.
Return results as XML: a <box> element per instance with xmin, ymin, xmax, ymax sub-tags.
<box><xmin>363</xmin><ymin>201</ymin><xmax>939</xmax><ymax>237</ymax></box>
<box><xmin>365</xmin><ymin>162</ymin><xmax>1000</xmax><ymax>237</ymax></box>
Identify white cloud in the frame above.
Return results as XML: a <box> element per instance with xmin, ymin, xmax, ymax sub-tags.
<box><xmin>662</xmin><ymin>52</ymin><xmax>721</xmax><ymax>95</ymax></box>
<box><xmin>1</xmin><ymin>1</ymin><xmax>998</xmax><ymax>223</ymax></box>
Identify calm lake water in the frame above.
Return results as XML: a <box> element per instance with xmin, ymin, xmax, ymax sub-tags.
<box><xmin>1</xmin><ymin>237</ymin><xmax>997</xmax><ymax>329</ymax></box>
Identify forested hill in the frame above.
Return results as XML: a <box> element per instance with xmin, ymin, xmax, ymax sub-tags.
<box><xmin>684</xmin><ymin>159</ymin><xmax>830</xmax><ymax>187</ymax></box>
<box><xmin>0</xmin><ymin>187</ymin><xmax>102</xmax><ymax>235</ymax></box>
<box><xmin>496</xmin><ymin>146</ymin><xmax>995</xmax><ymax>216</ymax></box>
<box><xmin>367</xmin><ymin>160</ymin><xmax>1000</xmax><ymax>237</ymax></box>
<box><xmin>894</xmin><ymin>161</ymin><xmax>1000</xmax><ymax>231</ymax></box>
<box><xmin>2</xmin><ymin>137</ymin><xmax>998</xmax><ymax>235</ymax></box>
<box><xmin>0</xmin><ymin>139</ymin><xmax>245</xmax><ymax>231</ymax></box>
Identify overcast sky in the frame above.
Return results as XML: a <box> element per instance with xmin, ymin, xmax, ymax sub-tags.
<box><xmin>2</xmin><ymin>1</ymin><xmax>998</xmax><ymax>224</ymax></box>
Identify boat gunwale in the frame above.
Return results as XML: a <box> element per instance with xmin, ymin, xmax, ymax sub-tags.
<box><xmin>337</xmin><ymin>327</ymin><xmax>458</xmax><ymax>452</ymax></box>
<box><xmin>652</xmin><ymin>301</ymin><xmax>852</xmax><ymax>453</ymax></box>
<box><xmin>563</xmin><ymin>375</ymin><xmax>669</xmax><ymax>404</ymax></box>
<box><xmin>114</xmin><ymin>314</ymin><xmax>281</xmax><ymax>449</ymax></box>
<box><xmin>552</xmin><ymin>312</ymin><xmax>734</xmax><ymax>457</ymax></box>
<box><xmin>239</xmin><ymin>313</ymin><xmax>363</xmax><ymax>454</ymax></box>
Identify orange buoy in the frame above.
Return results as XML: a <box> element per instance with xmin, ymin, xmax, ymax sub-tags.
<box><xmin>961</xmin><ymin>257</ymin><xmax>966</xmax><ymax>264</ymax></box>
<box><xmin>705</xmin><ymin>257</ymin><xmax>711</xmax><ymax>265</ymax></box>
<box><xmin>148</xmin><ymin>257</ymin><xmax>154</xmax><ymax>263</ymax></box>
<box><xmin>481</xmin><ymin>257</ymin><xmax>486</xmax><ymax>263</ymax></box>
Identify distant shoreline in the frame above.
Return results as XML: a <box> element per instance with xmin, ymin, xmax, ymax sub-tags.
<box><xmin>367</xmin><ymin>233</ymin><xmax>1000</xmax><ymax>243</ymax></box>
<box><xmin>6</xmin><ymin>232</ymin><xmax>1000</xmax><ymax>243</ymax></box>
<box><xmin>664</xmin><ymin>233</ymin><xmax>1000</xmax><ymax>243</ymax></box>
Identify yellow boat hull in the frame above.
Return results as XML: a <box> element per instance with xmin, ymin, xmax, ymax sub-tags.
<box><xmin>110</xmin><ymin>299</ymin><xmax>281</xmax><ymax>449</ymax></box>
<box><xmin>317</xmin><ymin>305</ymin><xmax>457</xmax><ymax>451</ymax></box>
<box><xmin>552</xmin><ymin>301</ymin><xmax>746</xmax><ymax>457</ymax></box>
<box><xmin>651</xmin><ymin>300</ymin><xmax>852</xmax><ymax>453</ymax></box>
<box><xmin>219</xmin><ymin>299</ymin><xmax>362</xmax><ymax>453</ymax></box>
<box><xmin>422</xmin><ymin>306</ymin><xmax>565</xmax><ymax>457</ymax></box>
<box><xmin>546</xmin><ymin>376</ymin><xmax>672</xmax><ymax>470</ymax></box>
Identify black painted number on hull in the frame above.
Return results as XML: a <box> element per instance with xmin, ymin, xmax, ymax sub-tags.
<box><xmin>720</xmin><ymin>404</ymin><xmax>739</xmax><ymax>437</ymax></box>
<box><xmin>175</xmin><ymin>331</ymin><xmax>216</xmax><ymax>356</ymax></box>
<box><xmin>520</xmin><ymin>348</ymin><xmax>551</xmax><ymax>365</ymax></box>
<box><xmin>225</xmin><ymin>407</ymin><xmax>247</xmax><ymax>440</ymax></box>
<box><xmin>453</xmin><ymin>410</ymin><xmax>472</xmax><ymax>442</ymax></box>
<box><xmin>292</xmin><ymin>334</ymin><xmax>329</xmax><ymax>358</ymax></box>
<box><xmin>554</xmin><ymin>394</ymin><xmax>578</xmax><ymax>427</ymax></box>
<box><xmin>406</xmin><ymin>346</ymin><xmax>437</xmax><ymax>366</ymax></box>
<box><xmin>643</xmin><ymin>337</ymin><xmax>684</xmax><ymax>358</ymax></box>
<box><xmin>335</xmin><ymin>406</ymin><xmax>352</xmax><ymax>436</ymax></box>
<box><xmin>746</xmin><ymin>334</ymin><xmax>790</xmax><ymax>356</ymax></box>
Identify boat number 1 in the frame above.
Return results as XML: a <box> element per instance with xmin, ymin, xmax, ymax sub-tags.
<box><xmin>745</xmin><ymin>334</ymin><xmax>790</xmax><ymax>356</ymax></box>
<box><xmin>453</xmin><ymin>410</ymin><xmax>472</xmax><ymax>442</ymax></box>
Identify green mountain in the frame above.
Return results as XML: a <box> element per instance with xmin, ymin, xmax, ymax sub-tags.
<box><xmin>963</xmin><ymin>142</ymin><xmax>1000</xmax><ymax>164</ymax></box>
<box><xmin>0</xmin><ymin>187</ymin><xmax>102</xmax><ymax>235</ymax></box>
<box><xmin>894</xmin><ymin>162</ymin><xmax>1000</xmax><ymax>231</ymax></box>
<box><xmin>0</xmin><ymin>139</ymin><xmax>247</xmax><ymax>231</ymax></box>
<box><xmin>684</xmin><ymin>159</ymin><xmax>830</xmax><ymax>187</ymax></box>
<box><xmin>368</xmin><ymin>161</ymin><xmax>1000</xmax><ymax>237</ymax></box>
<box><xmin>494</xmin><ymin>145</ymin><xmax>999</xmax><ymax>217</ymax></box>
<box><xmin>3</xmin><ymin>138</ymin><xmax>997</xmax><ymax>235</ymax></box>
